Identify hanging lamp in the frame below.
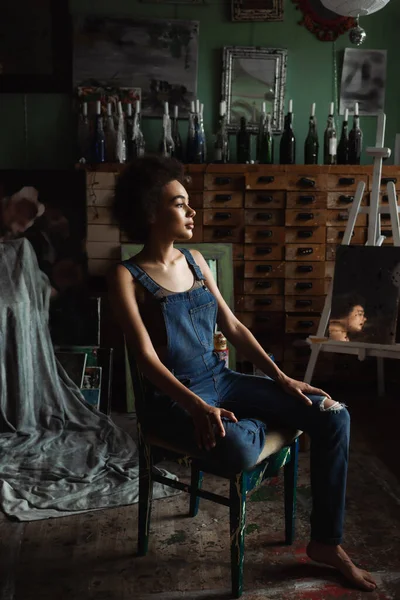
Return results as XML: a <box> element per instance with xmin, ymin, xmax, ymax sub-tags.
<box><xmin>320</xmin><ymin>0</ymin><xmax>390</xmax><ymax>44</ymax></box>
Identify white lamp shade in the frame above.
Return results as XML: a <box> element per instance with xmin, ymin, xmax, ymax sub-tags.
<box><xmin>320</xmin><ymin>0</ymin><xmax>390</xmax><ymax>17</ymax></box>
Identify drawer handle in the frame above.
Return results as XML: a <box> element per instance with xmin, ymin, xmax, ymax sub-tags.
<box><xmin>299</xmin><ymin>177</ymin><xmax>316</xmax><ymax>187</ymax></box>
<box><xmin>297</xmin><ymin>212</ymin><xmax>314</xmax><ymax>221</ymax></box>
<box><xmin>255</xmin><ymin>246</ymin><xmax>273</xmax><ymax>255</ymax></box>
<box><xmin>215</xmin><ymin>194</ymin><xmax>232</xmax><ymax>202</ymax></box>
<box><xmin>255</xmin><ymin>298</ymin><xmax>272</xmax><ymax>306</ymax></box>
<box><xmin>381</xmin><ymin>177</ymin><xmax>397</xmax><ymax>185</ymax></box>
<box><xmin>298</xmin><ymin>320</ymin><xmax>315</xmax><ymax>328</ymax></box>
<box><xmin>257</xmin><ymin>230</ymin><xmax>273</xmax><ymax>237</ymax></box>
<box><xmin>382</xmin><ymin>229</ymin><xmax>393</xmax><ymax>236</ymax></box>
<box><xmin>214</xmin><ymin>212</ymin><xmax>231</xmax><ymax>220</ymax></box>
<box><xmin>295</xmin><ymin>299</ymin><xmax>312</xmax><ymax>307</ymax></box>
<box><xmin>299</xmin><ymin>195</ymin><xmax>315</xmax><ymax>204</ymax></box>
<box><xmin>256</xmin><ymin>315</ymin><xmax>271</xmax><ymax>322</ymax></box>
<box><xmin>255</xmin><ymin>212</ymin><xmax>273</xmax><ymax>220</ymax></box>
<box><xmin>215</xmin><ymin>228</ymin><xmax>232</xmax><ymax>237</ymax></box>
<box><xmin>296</xmin><ymin>282</ymin><xmax>313</xmax><ymax>290</ymax></box>
<box><xmin>297</xmin><ymin>265</ymin><xmax>313</xmax><ymax>273</ymax></box>
<box><xmin>297</xmin><ymin>230</ymin><xmax>313</xmax><ymax>239</ymax></box>
<box><xmin>257</xmin><ymin>176</ymin><xmax>274</xmax><ymax>184</ymax></box>
<box><xmin>382</xmin><ymin>194</ymin><xmax>398</xmax><ymax>202</ymax></box>
<box><xmin>215</xmin><ymin>177</ymin><xmax>232</xmax><ymax>185</ymax></box>
<box><xmin>256</xmin><ymin>265</ymin><xmax>272</xmax><ymax>273</ymax></box>
<box><xmin>255</xmin><ymin>280</ymin><xmax>271</xmax><ymax>288</ymax></box>
<box><xmin>339</xmin><ymin>195</ymin><xmax>354</xmax><ymax>203</ymax></box>
<box><xmin>339</xmin><ymin>177</ymin><xmax>355</xmax><ymax>185</ymax></box>
<box><xmin>337</xmin><ymin>212</ymin><xmax>348</xmax><ymax>221</ymax></box>
<box><xmin>297</xmin><ymin>248</ymin><xmax>314</xmax><ymax>256</ymax></box>
<box><xmin>256</xmin><ymin>195</ymin><xmax>273</xmax><ymax>203</ymax></box>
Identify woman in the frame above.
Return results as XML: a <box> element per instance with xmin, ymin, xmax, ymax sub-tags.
<box><xmin>108</xmin><ymin>155</ymin><xmax>376</xmax><ymax>592</ymax></box>
<box><xmin>330</xmin><ymin>293</ymin><xmax>367</xmax><ymax>341</ymax></box>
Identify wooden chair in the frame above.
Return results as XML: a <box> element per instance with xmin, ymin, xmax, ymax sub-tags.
<box><xmin>128</xmin><ymin>354</ymin><xmax>301</xmax><ymax>598</ymax></box>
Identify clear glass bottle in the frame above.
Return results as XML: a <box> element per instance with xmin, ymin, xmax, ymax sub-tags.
<box><xmin>186</xmin><ymin>100</ymin><xmax>196</xmax><ymax>164</ymax></box>
<box><xmin>214</xmin><ymin>100</ymin><xmax>229</xmax><ymax>164</ymax></box>
<box><xmin>279</xmin><ymin>99</ymin><xmax>296</xmax><ymax>165</ymax></box>
<box><xmin>171</xmin><ymin>105</ymin><xmax>184</xmax><ymax>161</ymax></box>
<box><xmin>236</xmin><ymin>116</ymin><xmax>250</xmax><ymax>164</ymax></box>
<box><xmin>337</xmin><ymin>108</ymin><xmax>350</xmax><ymax>165</ymax></box>
<box><xmin>323</xmin><ymin>102</ymin><xmax>337</xmax><ymax>165</ymax></box>
<box><xmin>159</xmin><ymin>101</ymin><xmax>175</xmax><ymax>158</ymax></box>
<box><xmin>126</xmin><ymin>103</ymin><xmax>134</xmax><ymax>161</ymax></box>
<box><xmin>115</xmin><ymin>101</ymin><xmax>127</xmax><ymax>164</ymax></box>
<box><xmin>348</xmin><ymin>102</ymin><xmax>363</xmax><ymax>165</ymax></box>
<box><xmin>257</xmin><ymin>102</ymin><xmax>274</xmax><ymax>164</ymax></box>
<box><xmin>93</xmin><ymin>100</ymin><xmax>105</xmax><ymax>164</ymax></box>
<box><xmin>104</xmin><ymin>102</ymin><xmax>117</xmax><ymax>163</ymax></box>
<box><xmin>131</xmin><ymin>100</ymin><xmax>146</xmax><ymax>159</ymax></box>
<box><xmin>77</xmin><ymin>101</ymin><xmax>91</xmax><ymax>163</ymax></box>
<box><xmin>304</xmin><ymin>103</ymin><xmax>319</xmax><ymax>165</ymax></box>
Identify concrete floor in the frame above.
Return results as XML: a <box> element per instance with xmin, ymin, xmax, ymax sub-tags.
<box><xmin>1</xmin><ymin>383</ymin><xmax>400</xmax><ymax>600</ymax></box>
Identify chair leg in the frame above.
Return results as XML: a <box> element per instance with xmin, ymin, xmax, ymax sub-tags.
<box><xmin>189</xmin><ymin>462</ymin><xmax>203</xmax><ymax>517</ymax></box>
<box><xmin>138</xmin><ymin>435</ymin><xmax>154</xmax><ymax>556</ymax></box>
<box><xmin>284</xmin><ymin>438</ymin><xmax>299</xmax><ymax>545</ymax></box>
<box><xmin>229</xmin><ymin>473</ymin><xmax>246</xmax><ymax>599</ymax></box>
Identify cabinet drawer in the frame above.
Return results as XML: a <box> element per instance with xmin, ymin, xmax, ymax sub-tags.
<box><xmin>285</xmin><ymin>226</ymin><xmax>325</xmax><ymax>244</ymax></box>
<box><xmin>381</xmin><ymin>228</ymin><xmax>395</xmax><ymax>245</ymax></box>
<box><xmin>203</xmin><ymin>209</ymin><xmax>243</xmax><ymax>227</ymax></box>
<box><xmin>233</xmin><ymin>244</ymin><xmax>244</xmax><ymax>260</ymax></box>
<box><xmin>285</xmin><ymin>209</ymin><xmax>327</xmax><ymax>227</ymax></box>
<box><xmin>285</xmin><ymin>244</ymin><xmax>325</xmax><ymax>261</ymax></box>
<box><xmin>244</xmin><ymin>244</ymin><xmax>284</xmax><ymax>260</ymax></box>
<box><xmin>246</xmin><ymin>172</ymin><xmax>288</xmax><ymax>190</ymax></box>
<box><xmin>243</xmin><ymin>278</ymin><xmax>284</xmax><ymax>295</ymax></box>
<box><xmin>285</xmin><ymin>261</ymin><xmax>330</xmax><ymax>279</ymax></box>
<box><xmin>285</xmin><ymin>315</ymin><xmax>319</xmax><ymax>334</ymax></box>
<box><xmin>204</xmin><ymin>173</ymin><xmax>244</xmax><ymax>191</ymax></box>
<box><xmin>203</xmin><ymin>226</ymin><xmax>243</xmax><ymax>243</ymax></box>
<box><xmin>327</xmin><ymin>191</ymin><xmax>367</xmax><ymax>208</ymax></box>
<box><xmin>286</xmin><ymin>173</ymin><xmax>327</xmax><ymax>190</ymax></box>
<box><xmin>381</xmin><ymin>191</ymin><xmax>399</xmax><ymax>204</ymax></box>
<box><xmin>327</xmin><ymin>173</ymin><xmax>368</xmax><ymax>191</ymax></box>
<box><xmin>369</xmin><ymin>174</ymin><xmax>400</xmax><ymax>191</ymax></box>
<box><xmin>285</xmin><ymin>279</ymin><xmax>329</xmax><ymax>295</ymax></box>
<box><xmin>326</xmin><ymin>226</ymin><xmax>367</xmax><ymax>244</ymax></box>
<box><xmin>286</xmin><ymin>192</ymin><xmax>327</xmax><ymax>208</ymax></box>
<box><xmin>183</xmin><ymin>172</ymin><xmax>204</xmax><ymax>191</ymax></box>
<box><xmin>245</xmin><ymin>191</ymin><xmax>285</xmax><ymax>208</ymax></box>
<box><xmin>188</xmin><ymin>193</ymin><xmax>203</xmax><ymax>208</ymax></box>
<box><xmin>237</xmin><ymin>311</ymin><xmax>285</xmax><ymax>332</ymax></box>
<box><xmin>245</xmin><ymin>226</ymin><xmax>285</xmax><ymax>244</ymax></box>
<box><xmin>233</xmin><ymin>261</ymin><xmax>244</xmax><ymax>294</ymax></box>
<box><xmin>284</xmin><ymin>343</ymin><xmax>311</xmax><ymax>361</ymax></box>
<box><xmin>203</xmin><ymin>191</ymin><xmax>243</xmax><ymax>208</ymax></box>
<box><xmin>325</xmin><ymin>209</ymin><xmax>367</xmax><ymax>226</ymax></box>
<box><xmin>245</xmin><ymin>209</ymin><xmax>284</xmax><ymax>226</ymax></box>
<box><xmin>285</xmin><ymin>296</ymin><xmax>326</xmax><ymax>312</ymax></box>
<box><xmin>235</xmin><ymin>295</ymin><xmax>284</xmax><ymax>312</ymax></box>
<box><xmin>245</xmin><ymin>261</ymin><xmax>285</xmax><ymax>278</ymax></box>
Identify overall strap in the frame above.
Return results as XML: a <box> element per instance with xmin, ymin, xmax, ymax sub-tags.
<box><xmin>120</xmin><ymin>260</ymin><xmax>161</xmax><ymax>295</ymax></box>
<box><xmin>178</xmin><ymin>248</ymin><xmax>206</xmax><ymax>281</ymax></box>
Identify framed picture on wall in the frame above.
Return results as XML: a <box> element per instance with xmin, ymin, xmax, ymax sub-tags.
<box><xmin>221</xmin><ymin>46</ymin><xmax>287</xmax><ymax>134</ymax></box>
<box><xmin>0</xmin><ymin>0</ymin><xmax>71</xmax><ymax>93</ymax></box>
<box><xmin>232</xmin><ymin>0</ymin><xmax>284</xmax><ymax>22</ymax></box>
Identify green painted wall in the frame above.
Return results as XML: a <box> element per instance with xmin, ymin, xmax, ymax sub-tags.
<box><xmin>0</xmin><ymin>0</ymin><xmax>398</xmax><ymax>169</ymax></box>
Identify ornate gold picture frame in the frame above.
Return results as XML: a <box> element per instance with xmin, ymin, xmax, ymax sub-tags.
<box><xmin>231</xmin><ymin>0</ymin><xmax>284</xmax><ymax>22</ymax></box>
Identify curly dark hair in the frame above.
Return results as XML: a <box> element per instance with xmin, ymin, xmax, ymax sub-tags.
<box><xmin>330</xmin><ymin>292</ymin><xmax>366</xmax><ymax>320</ymax></box>
<box><xmin>112</xmin><ymin>155</ymin><xmax>185</xmax><ymax>243</ymax></box>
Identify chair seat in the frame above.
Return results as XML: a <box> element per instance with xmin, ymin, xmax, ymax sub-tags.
<box><xmin>144</xmin><ymin>427</ymin><xmax>301</xmax><ymax>467</ymax></box>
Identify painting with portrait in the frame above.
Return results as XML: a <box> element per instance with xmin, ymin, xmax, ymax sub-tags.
<box><xmin>328</xmin><ymin>246</ymin><xmax>400</xmax><ymax>345</ymax></box>
<box><xmin>340</xmin><ymin>48</ymin><xmax>387</xmax><ymax>116</ymax></box>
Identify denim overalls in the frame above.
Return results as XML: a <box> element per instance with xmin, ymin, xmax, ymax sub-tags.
<box><xmin>122</xmin><ymin>248</ymin><xmax>350</xmax><ymax>545</ymax></box>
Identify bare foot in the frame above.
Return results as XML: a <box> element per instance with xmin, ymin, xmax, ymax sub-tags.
<box><xmin>306</xmin><ymin>541</ymin><xmax>377</xmax><ymax>592</ymax></box>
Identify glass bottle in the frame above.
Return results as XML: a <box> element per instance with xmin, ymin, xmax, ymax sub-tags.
<box><xmin>348</xmin><ymin>102</ymin><xmax>363</xmax><ymax>165</ymax></box>
<box><xmin>186</xmin><ymin>100</ymin><xmax>196</xmax><ymax>164</ymax></box>
<box><xmin>93</xmin><ymin>100</ymin><xmax>105</xmax><ymax>164</ymax></box>
<box><xmin>214</xmin><ymin>100</ymin><xmax>229</xmax><ymax>164</ymax></box>
<box><xmin>257</xmin><ymin>102</ymin><xmax>274</xmax><ymax>164</ymax></box>
<box><xmin>279</xmin><ymin>99</ymin><xmax>296</xmax><ymax>165</ymax></box>
<box><xmin>159</xmin><ymin>101</ymin><xmax>175</xmax><ymax>158</ymax></box>
<box><xmin>171</xmin><ymin>105</ymin><xmax>184</xmax><ymax>161</ymax></box>
<box><xmin>192</xmin><ymin>100</ymin><xmax>206</xmax><ymax>164</ymax></box>
<box><xmin>236</xmin><ymin>116</ymin><xmax>250</xmax><ymax>164</ymax></box>
<box><xmin>304</xmin><ymin>102</ymin><xmax>319</xmax><ymax>165</ymax></box>
<box><xmin>77</xmin><ymin>101</ymin><xmax>91</xmax><ymax>163</ymax></box>
<box><xmin>126</xmin><ymin>103</ymin><xmax>134</xmax><ymax>160</ymax></box>
<box><xmin>131</xmin><ymin>100</ymin><xmax>146</xmax><ymax>159</ymax></box>
<box><xmin>104</xmin><ymin>102</ymin><xmax>117</xmax><ymax>163</ymax></box>
<box><xmin>115</xmin><ymin>101</ymin><xmax>127</xmax><ymax>164</ymax></box>
<box><xmin>337</xmin><ymin>108</ymin><xmax>350</xmax><ymax>165</ymax></box>
<box><xmin>323</xmin><ymin>102</ymin><xmax>337</xmax><ymax>165</ymax></box>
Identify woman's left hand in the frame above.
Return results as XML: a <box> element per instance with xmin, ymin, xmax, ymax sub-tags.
<box><xmin>277</xmin><ymin>374</ymin><xmax>331</xmax><ymax>406</ymax></box>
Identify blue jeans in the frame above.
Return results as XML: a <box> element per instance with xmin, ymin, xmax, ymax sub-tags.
<box><xmin>147</xmin><ymin>358</ymin><xmax>350</xmax><ymax>546</ymax></box>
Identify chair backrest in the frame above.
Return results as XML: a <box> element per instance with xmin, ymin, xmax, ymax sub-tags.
<box><xmin>125</xmin><ymin>345</ymin><xmax>148</xmax><ymax>425</ymax></box>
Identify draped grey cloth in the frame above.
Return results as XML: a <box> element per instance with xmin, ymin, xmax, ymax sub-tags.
<box><xmin>0</xmin><ymin>238</ymin><xmax>177</xmax><ymax>521</ymax></box>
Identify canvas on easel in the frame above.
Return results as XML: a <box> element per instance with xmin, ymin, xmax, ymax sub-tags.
<box><xmin>329</xmin><ymin>245</ymin><xmax>400</xmax><ymax>345</ymax></box>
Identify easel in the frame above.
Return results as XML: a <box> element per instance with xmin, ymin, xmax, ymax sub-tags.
<box><xmin>304</xmin><ymin>112</ymin><xmax>400</xmax><ymax>397</ymax></box>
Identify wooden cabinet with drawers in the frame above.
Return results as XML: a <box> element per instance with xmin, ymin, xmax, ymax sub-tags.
<box><xmin>84</xmin><ymin>164</ymin><xmax>400</xmax><ymax>383</ymax></box>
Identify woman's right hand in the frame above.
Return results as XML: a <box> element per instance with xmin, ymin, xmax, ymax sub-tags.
<box><xmin>189</xmin><ymin>403</ymin><xmax>238</xmax><ymax>451</ymax></box>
